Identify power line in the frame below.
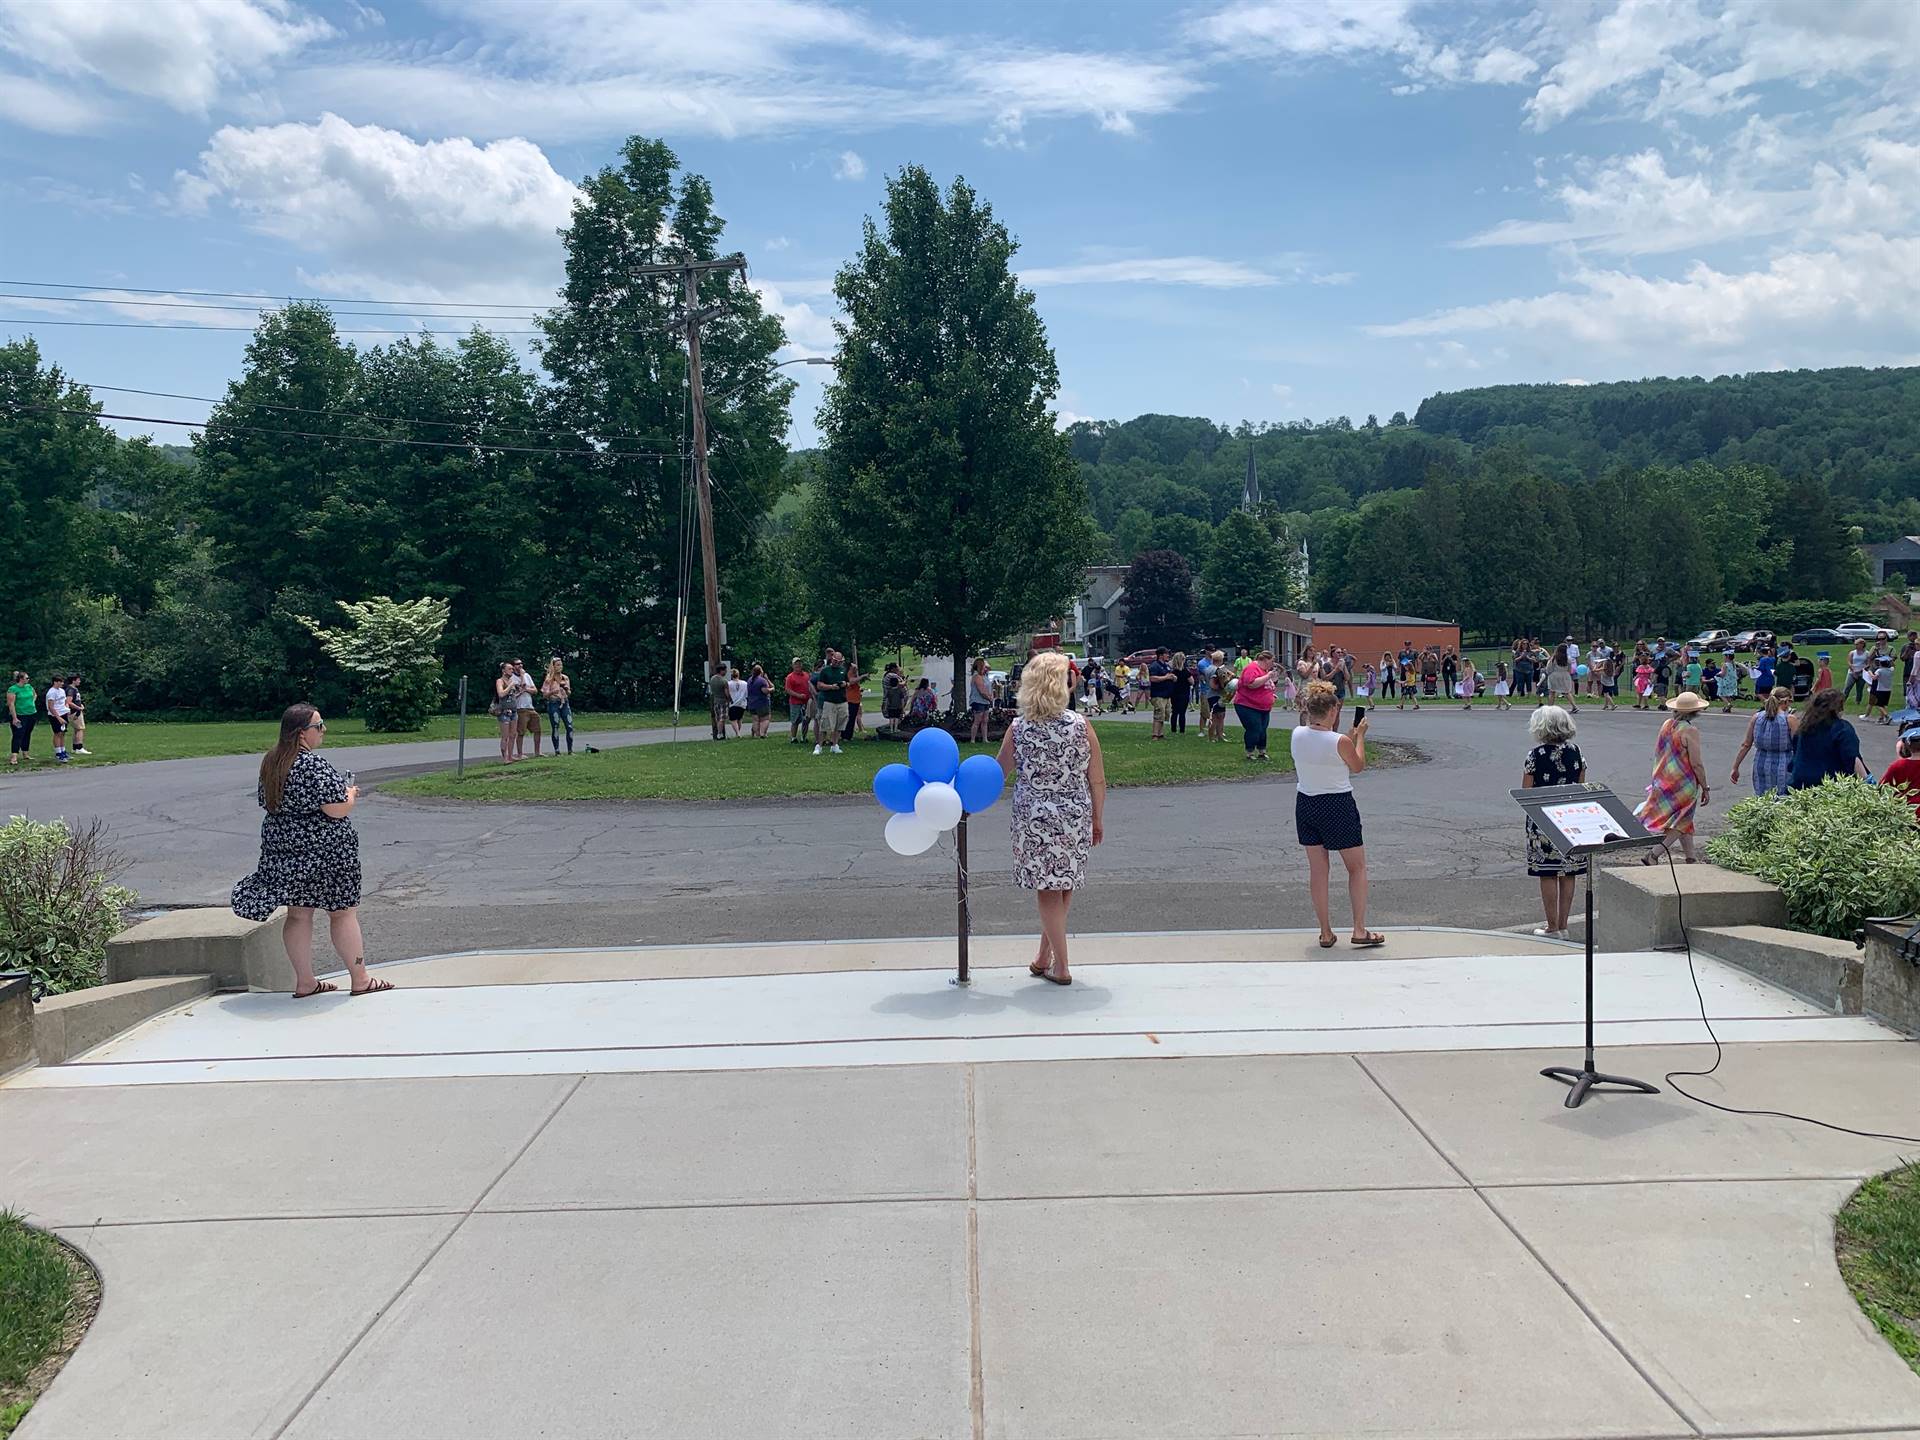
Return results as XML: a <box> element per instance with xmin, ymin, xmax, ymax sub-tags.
<box><xmin>0</xmin><ymin>291</ymin><xmax>548</xmax><ymax>321</ymax></box>
<box><xmin>2</xmin><ymin>278</ymin><xmax>547</xmax><ymax>312</ymax></box>
<box><xmin>2</xmin><ymin>318</ymin><xmax>539</xmax><ymax>336</ymax></box>
<box><xmin>76</xmin><ymin>381</ymin><xmax>680</xmax><ymax>450</ymax></box>
<box><xmin>7</xmin><ymin>404</ymin><xmax>686</xmax><ymax>461</ymax></box>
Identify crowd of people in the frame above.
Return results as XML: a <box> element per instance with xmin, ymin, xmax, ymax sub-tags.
<box><xmin>209</xmin><ymin>620</ymin><xmax>1915</xmax><ymax>995</ymax></box>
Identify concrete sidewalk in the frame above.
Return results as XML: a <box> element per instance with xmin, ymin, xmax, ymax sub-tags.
<box><xmin>4</xmin><ymin>930</ymin><xmax>1917</xmax><ymax>1439</ymax></box>
<box><xmin>6</xmin><ymin>1046</ymin><xmax>1919</xmax><ymax>1439</ymax></box>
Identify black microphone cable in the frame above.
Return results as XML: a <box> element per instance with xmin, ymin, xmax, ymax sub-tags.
<box><xmin>1658</xmin><ymin>842</ymin><xmax>1920</xmax><ymax>1145</ymax></box>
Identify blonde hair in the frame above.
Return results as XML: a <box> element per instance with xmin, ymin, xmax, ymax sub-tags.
<box><xmin>1764</xmin><ymin>685</ymin><xmax>1790</xmax><ymax>720</ymax></box>
<box><xmin>1300</xmin><ymin>679</ymin><xmax>1339</xmax><ymax>721</ymax></box>
<box><xmin>1017</xmin><ymin>650</ymin><xmax>1070</xmax><ymax>722</ymax></box>
<box><xmin>544</xmin><ymin>658</ymin><xmax>564</xmax><ymax>684</ymax></box>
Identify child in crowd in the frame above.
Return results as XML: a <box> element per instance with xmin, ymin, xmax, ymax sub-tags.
<box><xmin>1716</xmin><ymin>657</ymin><xmax>1741</xmax><ymax>714</ymax></box>
<box><xmin>1634</xmin><ymin>656</ymin><xmax>1655</xmax><ymax>709</ymax></box>
<box><xmin>1493</xmin><ymin>661</ymin><xmax>1512</xmax><ymax>711</ymax></box>
<box><xmin>1456</xmin><ymin>657</ymin><xmax>1477</xmax><ymax>709</ymax></box>
<box><xmin>1685</xmin><ymin>653</ymin><xmax>1704</xmax><ymax>693</ymax></box>
<box><xmin>1815</xmin><ymin>654</ymin><xmax>1835</xmax><ymax>693</ymax></box>
<box><xmin>1869</xmin><ymin>650</ymin><xmax>1895</xmax><ymax>724</ymax></box>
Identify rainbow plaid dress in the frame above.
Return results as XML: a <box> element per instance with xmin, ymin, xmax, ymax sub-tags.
<box><xmin>1635</xmin><ymin>718</ymin><xmax>1702</xmax><ymax>835</ymax></box>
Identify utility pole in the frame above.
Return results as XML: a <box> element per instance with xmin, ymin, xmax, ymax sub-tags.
<box><xmin>678</xmin><ymin>253</ymin><xmax>748</xmax><ymax>680</ymax></box>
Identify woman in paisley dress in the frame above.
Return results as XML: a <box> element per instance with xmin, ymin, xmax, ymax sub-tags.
<box><xmin>231</xmin><ymin>703</ymin><xmax>394</xmax><ymax>999</ymax></box>
<box><xmin>996</xmin><ymin>651</ymin><xmax>1106</xmax><ymax>986</ymax></box>
<box><xmin>1520</xmin><ymin>705</ymin><xmax>1587</xmax><ymax>939</ymax></box>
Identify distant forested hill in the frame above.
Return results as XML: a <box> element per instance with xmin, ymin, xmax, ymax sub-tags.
<box><xmin>1068</xmin><ymin>365</ymin><xmax>1920</xmax><ymax>560</ymax></box>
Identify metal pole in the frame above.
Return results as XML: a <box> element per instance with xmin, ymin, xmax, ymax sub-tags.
<box><xmin>955</xmin><ymin>814</ymin><xmax>970</xmax><ymax>985</ymax></box>
<box><xmin>456</xmin><ymin>675</ymin><xmax>467</xmax><ymax>779</ymax></box>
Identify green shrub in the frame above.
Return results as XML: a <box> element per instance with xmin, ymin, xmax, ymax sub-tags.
<box><xmin>298</xmin><ymin>595</ymin><xmax>451</xmax><ymax>733</ymax></box>
<box><xmin>0</xmin><ymin>818</ymin><xmax>137</xmax><ymax>997</ymax></box>
<box><xmin>1707</xmin><ymin>777</ymin><xmax>1920</xmax><ymax>938</ymax></box>
<box><xmin>1719</xmin><ymin>598</ymin><xmax>1878</xmax><ymax>636</ymax></box>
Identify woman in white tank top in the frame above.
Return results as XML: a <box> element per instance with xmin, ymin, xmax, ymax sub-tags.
<box><xmin>1288</xmin><ymin>680</ymin><xmax>1382</xmax><ymax>949</ymax></box>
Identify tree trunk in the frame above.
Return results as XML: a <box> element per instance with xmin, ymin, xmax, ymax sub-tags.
<box><xmin>952</xmin><ymin>637</ymin><xmax>967</xmax><ymax>721</ymax></box>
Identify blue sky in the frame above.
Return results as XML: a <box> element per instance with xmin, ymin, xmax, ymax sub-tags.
<box><xmin>4</xmin><ymin>0</ymin><xmax>1918</xmax><ymax>447</ymax></box>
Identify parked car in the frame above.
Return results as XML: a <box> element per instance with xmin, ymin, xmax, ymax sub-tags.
<box><xmin>1690</xmin><ymin>629</ymin><xmax>1731</xmax><ymax>649</ymax></box>
<box><xmin>1729</xmin><ymin>629</ymin><xmax>1775</xmax><ymax>650</ymax></box>
<box><xmin>1834</xmin><ymin>621</ymin><xmax>1897</xmax><ymax>642</ymax></box>
<box><xmin>1791</xmin><ymin>627</ymin><xmax>1846</xmax><ymax>646</ymax></box>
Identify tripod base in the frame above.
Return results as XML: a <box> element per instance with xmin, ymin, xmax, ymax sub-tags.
<box><xmin>1541</xmin><ymin>1065</ymin><xmax>1660</xmax><ymax>1109</ymax></box>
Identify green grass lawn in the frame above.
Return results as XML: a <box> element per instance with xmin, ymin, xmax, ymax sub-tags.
<box><xmin>0</xmin><ymin>1211</ymin><xmax>83</xmax><ymax>1439</ymax></box>
<box><xmin>1837</xmin><ymin>1163</ymin><xmax>1920</xmax><ymax>1376</ymax></box>
<box><xmin>4</xmin><ymin>710</ymin><xmax>679</xmax><ymax>768</ymax></box>
<box><xmin>386</xmin><ymin>721</ymin><xmax>1294</xmax><ymax>803</ymax></box>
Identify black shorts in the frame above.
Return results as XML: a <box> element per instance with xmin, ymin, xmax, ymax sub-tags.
<box><xmin>48</xmin><ymin>714</ymin><xmax>67</xmax><ymax>734</ymax></box>
<box><xmin>1296</xmin><ymin>790</ymin><xmax>1363</xmax><ymax>850</ymax></box>
<box><xmin>728</xmin><ymin>705</ymin><xmax>745</xmax><ymax>721</ymax></box>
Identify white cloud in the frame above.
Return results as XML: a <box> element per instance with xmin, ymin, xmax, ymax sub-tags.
<box><xmin>1189</xmin><ymin>0</ymin><xmax>1534</xmax><ymax>94</ymax></box>
<box><xmin>1020</xmin><ymin>256</ymin><xmax>1291</xmax><ymax>287</ymax></box>
<box><xmin>173</xmin><ymin>114</ymin><xmax>579</xmax><ymax>300</ymax></box>
<box><xmin>1471</xmin><ymin>45</ymin><xmax>1536</xmax><ymax>84</ymax></box>
<box><xmin>0</xmin><ymin>70</ymin><xmax>111</xmax><ymax>134</ymax></box>
<box><xmin>1369</xmin><ymin>235</ymin><xmax>1920</xmax><ymax>351</ymax></box>
<box><xmin>750</xmin><ymin>279</ymin><xmax>838</xmax><ymax>352</ymax></box>
<box><xmin>1193</xmin><ymin>0</ymin><xmax>1418</xmax><ymax>58</ymax></box>
<box><xmin>1270</xmin><ymin>383</ymin><xmax>1294</xmax><ymax>402</ymax></box>
<box><xmin>832</xmin><ymin>149</ymin><xmax>866</xmax><ymax>181</ymax></box>
<box><xmin>764</xmin><ymin>235</ymin><xmax>792</xmax><ymax>251</ymax></box>
<box><xmin>285</xmin><ymin>4</ymin><xmax>1199</xmax><ymax>145</ymax></box>
<box><xmin>0</xmin><ymin>0</ymin><xmax>329</xmax><ymax>113</ymax></box>
<box><xmin>1311</xmin><ymin>270</ymin><xmax>1357</xmax><ymax>286</ymax></box>
<box><xmin>1462</xmin><ymin>149</ymin><xmax>1785</xmax><ymax>255</ymax></box>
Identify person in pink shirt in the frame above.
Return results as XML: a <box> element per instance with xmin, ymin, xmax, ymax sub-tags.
<box><xmin>1232</xmin><ymin>647</ymin><xmax>1278</xmax><ymax>762</ymax></box>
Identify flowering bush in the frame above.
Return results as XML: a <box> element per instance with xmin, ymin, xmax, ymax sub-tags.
<box><xmin>0</xmin><ymin>817</ymin><xmax>137</xmax><ymax>997</ymax></box>
<box><xmin>298</xmin><ymin>595</ymin><xmax>450</xmax><ymax>732</ymax></box>
<box><xmin>1707</xmin><ymin>777</ymin><xmax>1920</xmax><ymax>938</ymax></box>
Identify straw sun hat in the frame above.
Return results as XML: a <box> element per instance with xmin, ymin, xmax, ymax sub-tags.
<box><xmin>1665</xmin><ymin>691</ymin><xmax>1709</xmax><ymax>714</ymax></box>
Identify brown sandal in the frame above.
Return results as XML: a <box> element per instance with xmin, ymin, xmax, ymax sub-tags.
<box><xmin>292</xmin><ymin>981</ymin><xmax>338</xmax><ymax>998</ymax></box>
<box><xmin>1349</xmin><ymin>932</ymin><xmax>1387</xmax><ymax>949</ymax></box>
<box><xmin>350</xmin><ymin>977</ymin><xmax>395</xmax><ymax>996</ymax></box>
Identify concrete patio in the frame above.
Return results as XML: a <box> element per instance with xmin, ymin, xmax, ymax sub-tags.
<box><xmin>3</xmin><ymin>930</ymin><xmax>1917</xmax><ymax>1439</ymax></box>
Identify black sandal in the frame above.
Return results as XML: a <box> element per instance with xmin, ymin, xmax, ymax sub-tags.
<box><xmin>1038</xmin><ymin>970</ymin><xmax>1072</xmax><ymax>985</ymax></box>
<box><xmin>350</xmin><ymin>977</ymin><xmax>395</xmax><ymax>996</ymax></box>
<box><xmin>1349</xmin><ymin>932</ymin><xmax>1387</xmax><ymax>949</ymax></box>
<box><xmin>292</xmin><ymin>981</ymin><xmax>338</xmax><ymax>999</ymax></box>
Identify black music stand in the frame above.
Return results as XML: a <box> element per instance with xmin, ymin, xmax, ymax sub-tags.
<box><xmin>1510</xmin><ymin>783</ymin><xmax>1666</xmax><ymax>1109</ymax></box>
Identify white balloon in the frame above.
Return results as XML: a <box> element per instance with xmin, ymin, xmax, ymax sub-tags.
<box><xmin>913</xmin><ymin>780</ymin><xmax>964</xmax><ymax>831</ymax></box>
<box><xmin>884</xmin><ymin>813</ymin><xmax>940</xmax><ymax>856</ymax></box>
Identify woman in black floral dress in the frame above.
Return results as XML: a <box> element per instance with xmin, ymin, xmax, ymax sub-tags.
<box><xmin>232</xmin><ymin>703</ymin><xmax>393</xmax><ymax>998</ymax></box>
<box><xmin>1520</xmin><ymin>704</ymin><xmax>1588</xmax><ymax>940</ymax></box>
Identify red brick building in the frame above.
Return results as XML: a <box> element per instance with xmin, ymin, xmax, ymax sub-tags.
<box><xmin>1294</xmin><ymin>611</ymin><xmax>1461</xmax><ymax>660</ymax></box>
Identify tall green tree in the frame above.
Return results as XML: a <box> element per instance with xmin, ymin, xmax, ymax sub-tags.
<box><xmin>0</xmin><ymin>341</ymin><xmax>114</xmax><ymax>661</ymax></box>
<box><xmin>1200</xmin><ymin>509</ymin><xmax>1294</xmax><ymax>645</ymax></box>
<box><xmin>537</xmin><ymin>136</ymin><xmax>792</xmax><ymax>705</ymax></box>
<box><xmin>801</xmin><ymin>166</ymin><xmax>1095</xmax><ymax>704</ymax></box>
<box><xmin>1123</xmin><ymin>549</ymin><xmax>1195</xmax><ymax>643</ymax></box>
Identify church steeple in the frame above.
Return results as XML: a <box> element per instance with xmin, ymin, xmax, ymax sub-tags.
<box><xmin>1242</xmin><ymin>439</ymin><xmax>1261</xmax><ymax>511</ymax></box>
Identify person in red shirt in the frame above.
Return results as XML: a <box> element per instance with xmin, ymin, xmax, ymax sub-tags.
<box><xmin>783</xmin><ymin>659</ymin><xmax>814</xmax><ymax>745</ymax></box>
<box><xmin>1881</xmin><ymin>726</ymin><xmax>1920</xmax><ymax>818</ymax></box>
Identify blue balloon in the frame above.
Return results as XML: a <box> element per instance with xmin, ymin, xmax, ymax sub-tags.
<box><xmin>907</xmin><ymin>726</ymin><xmax>960</xmax><ymax>784</ymax></box>
<box><xmin>872</xmin><ymin>763</ymin><xmax>922</xmax><ymax>815</ymax></box>
<box><xmin>1576</xmin><ymin>664</ymin><xmax>1590</xmax><ymax>678</ymax></box>
<box><xmin>954</xmin><ymin>753</ymin><xmax>1006</xmax><ymax>813</ymax></box>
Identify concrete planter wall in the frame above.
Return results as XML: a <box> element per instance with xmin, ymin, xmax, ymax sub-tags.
<box><xmin>1861</xmin><ymin>920</ymin><xmax>1920</xmax><ymax>1037</ymax></box>
<box><xmin>107</xmin><ymin>908</ymin><xmax>291</xmax><ymax>992</ymax></box>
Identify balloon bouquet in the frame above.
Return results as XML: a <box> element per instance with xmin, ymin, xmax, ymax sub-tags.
<box><xmin>872</xmin><ymin>727</ymin><xmax>1006</xmax><ymax>983</ymax></box>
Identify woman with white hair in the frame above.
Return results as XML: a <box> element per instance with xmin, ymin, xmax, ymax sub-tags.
<box><xmin>996</xmin><ymin>650</ymin><xmax>1106</xmax><ymax>985</ymax></box>
<box><xmin>1521</xmin><ymin>705</ymin><xmax>1587</xmax><ymax>938</ymax></box>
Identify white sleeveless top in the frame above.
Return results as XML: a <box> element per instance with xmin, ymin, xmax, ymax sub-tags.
<box><xmin>1290</xmin><ymin>724</ymin><xmax>1352</xmax><ymax>796</ymax></box>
